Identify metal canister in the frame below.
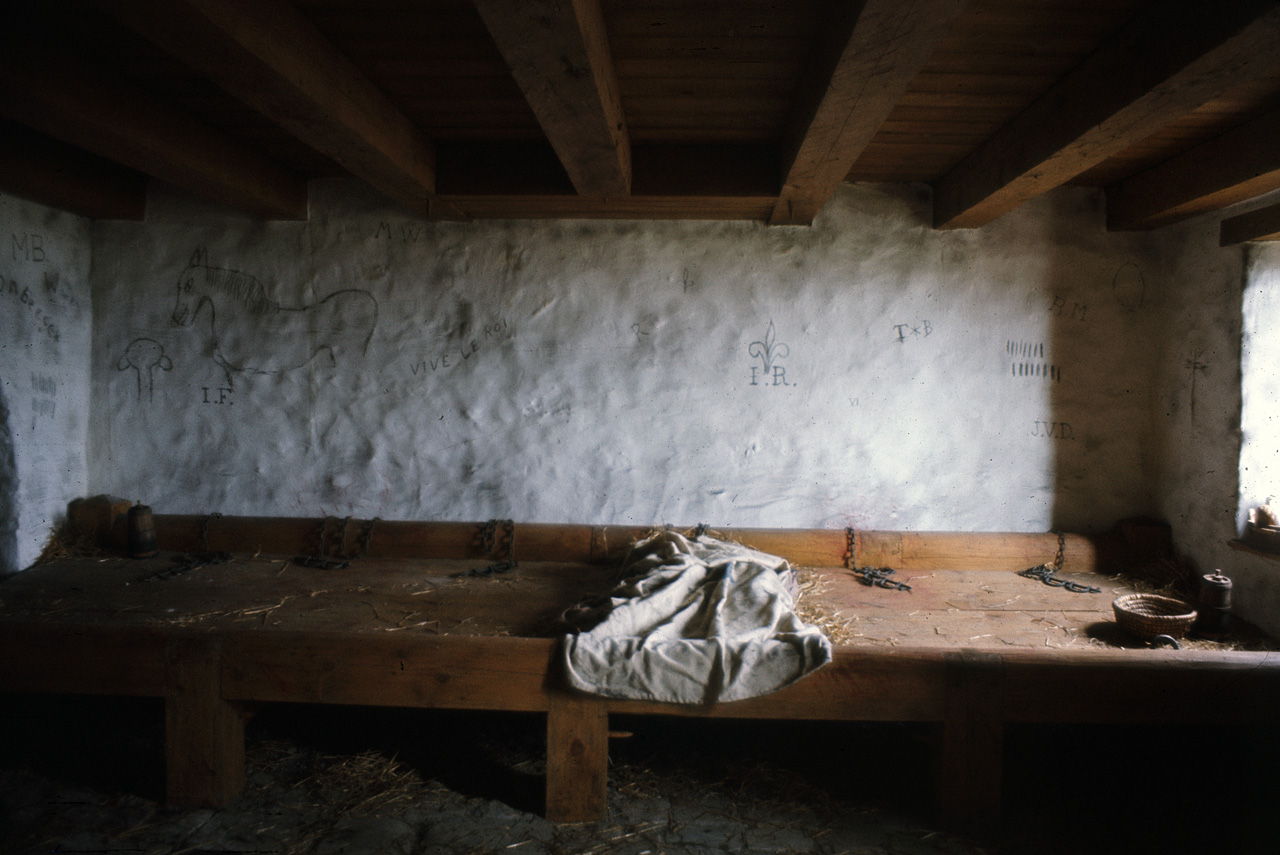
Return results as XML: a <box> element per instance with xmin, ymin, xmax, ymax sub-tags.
<box><xmin>127</xmin><ymin>503</ymin><xmax>158</xmax><ymax>558</ymax></box>
<box><xmin>1193</xmin><ymin>571</ymin><xmax>1232</xmax><ymax>638</ymax></box>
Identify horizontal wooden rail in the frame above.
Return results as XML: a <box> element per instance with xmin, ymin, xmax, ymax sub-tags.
<box><xmin>0</xmin><ymin>622</ymin><xmax>169</xmax><ymax>696</ymax></box>
<box><xmin>219</xmin><ymin>632</ymin><xmax>558</xmax><ymax>712</ymax></box>
<box><xmin>69</xmin><ymin>497</ymin><xmax>1163</xmax><ymax>573</ymax></box>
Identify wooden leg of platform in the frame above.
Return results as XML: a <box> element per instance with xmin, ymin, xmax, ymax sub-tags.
<box><xmin>939</xmin><ymin>651</ymin><xmax>1003</xmax><ymax>834</ymax></box>
<box><xmin>164</xmin><ymin>637</ymin><xmax>245</xmax><ymax>808</ymax></box>
<box><xmin>546</xmin><ymin>692</ymin><xmax>609</xmax><ymax>822</ymax></box>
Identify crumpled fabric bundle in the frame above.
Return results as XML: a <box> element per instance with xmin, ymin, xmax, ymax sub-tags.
<box><xmin>560</xmin><ymin>530</ymin><xmax>832</xmax><ymax>704</ymax></box>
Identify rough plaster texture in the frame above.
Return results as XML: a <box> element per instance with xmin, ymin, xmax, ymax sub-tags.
<box><xmin>0</xmin><ymin>193</ymin><xmax>92</xmax><ymax>572</ymax></box>
<box><xmin>90</xmin><ymin>181</ymin><xmax>1170</xmax><ymax>538</ymax></box>
<box><xmin>1150</xmin><ymin>219</ymin><xmax>1280</xmax><ymax>637</ymax></box>
<box><xmin>1241</xmin><ymin>243</ymin><xmax>1280</xmax><ymax>518</ymax></box>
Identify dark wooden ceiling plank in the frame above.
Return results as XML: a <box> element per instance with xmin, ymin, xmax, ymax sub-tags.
<box><xmin>437</xmin><ymin>143</ymin><xmax>777</xmax><ymax>199</ymax></box>
<box><xmin>933</xmin><ymin>0</ymin><xmax>1280</xmax><ymax>230</ymax></box>
<box><xmin>93</xmin><ymin>0</ymin><xmax>458</xmax><ymax>218</ymax></box>
<box><xmin>1221</xmin><ymin>202</ymin><xmax>1280</xmax><ymax>244</ymax></box>
<box><xmin>0</xmin><ymin>39</ymin><xmax>306</xmax><ymax>220</ymax></box>
<box><xmin>770</xmin><ymin>0</ymin><xmax>968</xmax><ymax>226</ymax></box>
<box><xmin>0</xmin><ymin>119</ymin><xmax>147</xmax><ymax>221</ymax></box>
<box><xmin>602</xmin><ymin>0</ymin><xmax>824</xmax><ymax>39</ymax></box>
<box><xmin>1108</xmin><ymin>108</ymin><xmax>1280</xmax><ymax>231</ymax></box>
<box><xmin>472</xmin><ymin>0</ymin><xmax>632</xmax><ymax>198</ymax></box>
<box><xmin>445</xmin><ymin>196</ymin><xmax>775</xmax><ymax>221</ymax></box>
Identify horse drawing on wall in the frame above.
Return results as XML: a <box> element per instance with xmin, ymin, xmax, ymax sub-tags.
<box><xmin>172</xmin><ymin>247</ymin><xmax>378</xmax><ymax>387</ymax></box>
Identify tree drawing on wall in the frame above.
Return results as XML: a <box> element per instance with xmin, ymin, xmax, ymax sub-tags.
<box><xmin>116</xmin><ymin>338</ymin><xmax>173</xmax><ymax>402</ymax></box>
<box><xmin>171</xmin><ymin>247</ymin><xmax>379</xmax><ymax>388</ymax></box>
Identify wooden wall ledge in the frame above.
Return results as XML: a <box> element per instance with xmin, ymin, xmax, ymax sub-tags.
<box><xmin>68</xmin><ymin>496</ymin><xmax>1170</xmax><ymax>574</ymax></box>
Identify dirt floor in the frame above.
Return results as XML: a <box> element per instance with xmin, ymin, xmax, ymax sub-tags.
<box><xmin>2</xmin><ymin>695</ymin><xmax>1278</xmax><ymax>855</ymax></box>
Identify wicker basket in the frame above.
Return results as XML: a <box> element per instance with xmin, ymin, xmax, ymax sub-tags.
<box><xmin>1112</xmin><ymin>594</ymin><xmax>1197</xmax><ymax>640</ymax></box>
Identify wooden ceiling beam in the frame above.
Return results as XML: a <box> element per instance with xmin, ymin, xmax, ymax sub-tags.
<box><xmin>471</xmin><ymin>0</ymin><xmax>631</xmax><ymax>199</ymax></box>
<box><xmin>770</xmin><ymin>0</ymin><xmax>967</xmax><ymax>226</ymax></box>
<box><xmin>0</xmin><ymin>39</ymin><xmax>306</xmax><ymax>220</ymax></box>
<box><xmin>933</xmin><ymin>0</ymin><xmax>1280</xmax><ymax>230</ymax></box>
<box><xmin>1221</xmin><ymin>203</ymin><xmax>1280</xmax><ymax>245</ymax></box>
<box><xmin>0</xmin><ymin>119</ymin><xmax>146</xmax><ymax>221</ymax></box>
<box><xmin>1107</xmin><ymin>108</ymin><xmax>1280</xmax><ymax>231</ymax></box>
<box><xmin>93</xmin><ymin>0</ymin><xmax>459</xmax><ymax>218</ymax></box>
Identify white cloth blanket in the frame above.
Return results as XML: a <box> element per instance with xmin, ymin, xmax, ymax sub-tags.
<box><xmin>560</xmin><ymin>531</ymin><xmax>832</xmax><ymax>704</ymax></box>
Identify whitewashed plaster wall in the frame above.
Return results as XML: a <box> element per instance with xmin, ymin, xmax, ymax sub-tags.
<box><xmin>89</xmin><ymin>180</ymin><xmax>1174</xmax><ymax>541</ymax></box>
<box><xmin>1240</xmin><ymin>242</ymin><xmax>1280</xmax><ymax>520</ymax></box>
<box><xmin>0</xmin><ymin>193</ymin><xmax>93</xmax><ymax>573</ymax></box>
<box><xmin>1170</xmin><ymin>236</ymin><xmax>1280</xmax><ymax>638</ymax></box>
<box><xmin>1146</xmin><ymin>215</ymin><xmax>1280</xmax><ymax>638</ymax></box>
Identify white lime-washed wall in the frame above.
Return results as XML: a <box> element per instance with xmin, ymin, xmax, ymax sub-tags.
<box><xmin>0</xmin><ymin>193</ymin><xmax>93</xmax><ymax>573</ymax></box>
<box><xmin>88</xmin><ymin>180</ymin><xmax>1173</xmax><ymax>538</ymax></box>
<box><xmin>1145</xmin><ymin>214</ymin><xmax>1280</xmax><ymax>638</ymax></box>
<box><xmin>1214</xmin><ymin>240</ymin><xmax>1280</xmax><ymax>637</ymax></box>
<box><xmin>1240</xmin><ymin>243</ymin><xmax>1280</xmax><ymax>521</ymax></box>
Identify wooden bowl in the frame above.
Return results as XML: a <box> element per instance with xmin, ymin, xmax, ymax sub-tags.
<box><xmin>1112</xmin><ymin>594</ymin><xmax>1197</xmax><ymax>640</ymax></box>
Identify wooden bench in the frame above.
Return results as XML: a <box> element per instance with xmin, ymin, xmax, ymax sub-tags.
<box><xmin>2</xmin><ymin>502</ymin><xmax>1277</xmax><ymax>833</ymax></box>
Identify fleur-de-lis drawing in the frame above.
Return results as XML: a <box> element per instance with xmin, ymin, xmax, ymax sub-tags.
<box><xmin>748</xmin><ymin>320</ymin><xmax>790</xmax><ymax>373</ymax></box>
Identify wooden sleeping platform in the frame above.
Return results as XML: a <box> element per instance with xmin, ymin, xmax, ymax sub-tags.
<box><xmin>3</xmin><ymin>500</ymin><xmax>1279</xmax><ymax>832</ymax></box>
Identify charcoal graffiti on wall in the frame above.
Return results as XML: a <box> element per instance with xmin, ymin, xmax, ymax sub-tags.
<box><xmin>748</xmin><ymin>320</ymin><xmax>791</xmax><ymax>387</ymax></box>
<box><xmin>1185</xmin><ymin>348</ymin><xmax>1209</xmax><ymax>421</ymax></box>
<box><xmin>1007</xmin><ymin>340</ymin><xmax>1061</xmax><ymax>382</ymax></box>
<box><xmin>116</xmin><ymin>338</ymin><xmax>173</xmax><ymax>402</ymax></box>
<box><xmin>1112</xmin><ymin>263</ymin><xmax>1146</xmax><ymax>311</ymax></box>
<box><xmin>0</xmin><ymin>378</ymin><xmax>17</xmax><ymax>574</ymax></box>
<box><xmin>171</xmin><ymin>247</ymin><xmax>378</xmax><ymax>388</ymax></box>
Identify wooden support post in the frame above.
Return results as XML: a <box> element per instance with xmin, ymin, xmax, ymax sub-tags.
<box><xmin>939</xmin><ymin>651</ymin><xmax>1003</xmax><ymax>834</ymax></box>
<box><xmin>164</xmin><ymin>636</ymin><xmax>245</xmax><ymax>807</ymax></box>
<box><xmin>546</xmin><ymin>692</ymin><xmax>609</xmax><ymax>822</ymax></box>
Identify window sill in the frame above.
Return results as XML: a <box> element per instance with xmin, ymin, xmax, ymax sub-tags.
<box><xmin>1229</xmin><ymin>539</ymin><xmax>1280</xmax><ymax>564</ymax></box>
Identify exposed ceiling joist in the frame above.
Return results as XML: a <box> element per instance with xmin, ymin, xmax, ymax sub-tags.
<box><xmin>770</xmin><ymin>0</ymin><xmax>967</xmax><ymax>226</ymax></box>
<box><xmin>1221</xmin><ymin>202</ymin><xmax>1280</xmax><ymax>245</ymax></box>
<box><xmin>933</xmin><ymin>0</ymin><xmax>1280</xmax><ymax>230</ymax></box>
<box><xmin>471</xmin><ymin>0</ymin><xmax>631</xmax><ymax>199</ymax></box>
<box><xmin>93</xmin><ymin>0</ymin><xmax>459</xmax><ymax>218</ymax></box>
<box><xmin>0</xmin><ymin>38</ymin><xmax>306</xmax><ymax>220</ymax></box>
<box><xmin>5</xmin><ymin>0</ymin><xmax>1280</xmax><ymax>229</ymax></box>
<box><xmin>0</xmin><ymin>119</ymin><xmax>146</xmax><ymax>221</ymax></box>
<box><xmin>1107</xmin><ymin>108</ymin><xmax>1280</xmax><ymax>231</ymax></box>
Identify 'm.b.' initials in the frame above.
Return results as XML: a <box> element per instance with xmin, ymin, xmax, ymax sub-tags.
<box><xmin>11</xmin><ymin>233</ymin><xmax>45</xmax><ymax>262</ymax></box>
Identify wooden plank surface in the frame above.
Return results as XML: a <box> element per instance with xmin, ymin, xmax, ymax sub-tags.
<box><xmin>0</xmin><ymin>33</ymin><xmax>307</xmax><ymax>220</ymax></box>
<box><xmin>939</xmin><ymin>650</ymin><xmax>1003</xmax><ymax>831</ymax></box>
<box><xmin>220</xmin><ymin>632</ymin><xmax>557</xmax><ymax>711</ymax></box>
<box><xmin>1221</xmin><ymin>200</ymin><xmax>1280</xmax><ymax>244</ymax></box>
<box><xmin>73</xmin><ymin>506</ymin><xmax>1133</xmax><ymax>573</ymax></box>
<box><xmin>164</xmin><ymin>636</ymin><xmax>245</xmax><ymax>807</ymax></box>
<box><xmin>94</xmin><ymin>0</ymin><xmax>457</xmax><ymax>218</ymax></box>
<box><xmin>1106</xmin><ymin>107</ymin><xmax>1280</xmax><ymax>231</ymax></box>
<box><xmin>473</xmin><ymin>0</ymin><xmax>631</xmax><ymax>198</ymax></box>
<box><xmin>605</xmin><ymin>647</ymin><xmax>951</xmax><ymax>721</ymax></box>
<box><xmin>0</xmin><ymin>622</ymin><xmax>168</xmax><ymax>696</ymax></box>
<box><xmin>770</xmin><ymin>0</ymin><xmax>967</xmax><ymax>225</ymax></box>
<box><xmin>0</xmin><ymin>555</ymin><xmax>616</xmax><ymax>638</ymax></box>
<box><xmin>0</xmin><ymin>118</ymin><xmax>147</xmax><ymax>221</ymax></box>
<box><xmin>546</xmin><ymin>693</ymin><xmax>609</xmax><ymax>822</ymax></box>
<box><xmin>932</xmin><ymin>0</ymin><xmax>1280</xmax><ymax>229</ymax></box>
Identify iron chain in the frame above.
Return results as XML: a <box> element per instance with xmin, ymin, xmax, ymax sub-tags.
<box><xmin>1017</xmin><ymin>530</ymin><xmax>1100</xmax><ymax>593</ymax></box>
<box><xmin>456</xmin><ymin>519</ymin><xmax>518</xmax><ymax>578</ymax></box>
<box><xmin>845</xmin><ymin>527</ymin><xmax>910</xmax><ymax>591</ymax></box>
<box><xmin>144</xmin><ymin>513</ymin><xmax>231</xmax><ymax>581</ymax></box>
